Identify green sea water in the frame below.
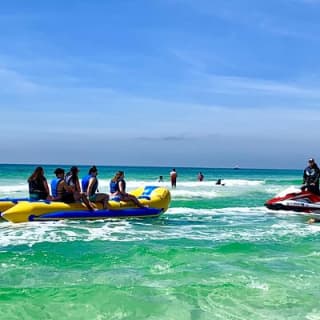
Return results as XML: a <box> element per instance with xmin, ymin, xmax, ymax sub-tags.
<box><xmin>0</xmin><ymin>164</ymin><xmax>320</xmax><ymax>319</ymax></box>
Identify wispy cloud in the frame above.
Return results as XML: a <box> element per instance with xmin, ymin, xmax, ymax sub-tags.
<box><xmin>169</xmin><ymin>50</ymin><xmax>320</xmax><ymax>102</ymax></box>
<box><xmin>165</xmin><ymin>0</ymin><xmax>319</xmax><ymax>41</ymax></box>
<box><xmin>1</xmin><ymin>0</ymin><xmax>320</xmax><ymax>167</ymax></box>
<box><xmin>0</xmin><ymin>66</ymin><xmax>42</xmax><ymax>94</ymax></box>
<box><xmin>201</xmin><ymin>74</ymin><xmax>320</xmax><ymax>98</ymax></box>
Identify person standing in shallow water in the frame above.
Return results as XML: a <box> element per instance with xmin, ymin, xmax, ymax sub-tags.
<box><xmin>170</xmin><ymin>168</ymin><xmax>177</xmax><ymax>188</ymax></box>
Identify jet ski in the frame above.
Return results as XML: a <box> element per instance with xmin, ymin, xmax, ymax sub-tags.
<box><xmin>265</xmin><ymin>186</ymin><xmax>320</xmax><ymax>214</ymax></box>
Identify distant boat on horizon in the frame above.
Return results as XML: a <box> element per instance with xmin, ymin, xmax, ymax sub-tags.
<box><xmin>233</xmin><ymin>165</ymin><xmax>240</xmax><ymax>170</ymax></box>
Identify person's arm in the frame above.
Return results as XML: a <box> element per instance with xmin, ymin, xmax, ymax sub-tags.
<box><xmin>303</xmin><ymin>170</ymin><xmax>307</xmax><ymax>184</ymax></box>
<box><xmin>43</xmin><ymin>178</ymin><xmax>50</xmax><ymax>195</ymax></box>
<box><xmin>313</xmin><ymin>168</ymin><xmax>320</xmax><ymax>184</ymax></box>
<box><xmin>76</xmin><ymin>178</ymin><xmax>81</xmax><ymax>193</ymax></box>
<box><xmin>119</xmin><ymin>180</ymin><xmax>126</xmax><ymax>195</ymax></box>
<box><xmin>87</xmin><ymin>177</ymin><xmax>95</xmax><ymax>196</ymax></box>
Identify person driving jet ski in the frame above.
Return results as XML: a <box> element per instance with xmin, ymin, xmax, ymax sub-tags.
<box><xmin>302</xmin><ymin>158</ymin><xmax>320</xmax><ymax>195</ymax></box>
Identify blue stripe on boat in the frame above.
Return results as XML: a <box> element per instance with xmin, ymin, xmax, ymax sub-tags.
<box><xmin>0</xmin><ymin>198</ymin><xmax>51</xmax><ymax>204</ymax></box>
<box><xmin>137</xmin><ymin>186</ymin><xmax>158</xmax><ymax>200</ymax></box>
<box><xmin>0</xmin><ymin>197</ymin><xmax>29</xmax><ymax>204</ymax></box>
<box><xmin>29</xmin><ymin>207</ymin><xmax>163</xmax><ymax>221</ymax></box>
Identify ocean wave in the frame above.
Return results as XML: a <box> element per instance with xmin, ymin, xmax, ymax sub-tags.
<box><xmin>167</xmin><ymin>206</ymin><xmax>268</xmax><ymax>215</ymax></box>
<box><xmin>0</xmin><ymin>179</ymin><xmax>266</xmax><ymax>200</ymax></box>
<box><xmin>0</xmin><ymin>206</ymin><xmax>317</xmax><ymax>248</ymax></box>
<box><xmin>120</xmin><ymin>179</ymin><xmax>265</xmax><ymax>189</ymax></box>
<box><xmin>0</xmin><ymin>184</ymin><xmax>28</xmax><ymax>196</ymax></box>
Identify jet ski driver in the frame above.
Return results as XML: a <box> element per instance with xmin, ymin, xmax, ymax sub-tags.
<box><xmin>302</xmin><ymin>158</ymin><xmax>320</xmax><ymax>195</ymax></box>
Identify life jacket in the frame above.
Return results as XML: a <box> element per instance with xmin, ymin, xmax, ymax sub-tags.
<box><xmin>65</xmin><ymin>173</ymin><xmax>74</xmax><ymax>186</ymax></box>
<box><xmin>305</xmin><ymin>167</ymin><xmax>316</xmax><ymax>177</ymax></box>
<box><xmin>110</xmin><ymin>180</ymin><xmax>119</xmax><ymax>194</ymax></box>
<box><xmin>304</xmin><ymin>166</ymin><xmax>320</xmax><ymax>183</ymax></box>
<box><xmin>51</xmin><ymin>178</ymin><xmax>63</xmax><ymax>197</ymax></box>
<box><xmin>82</xmin><ymin>174</ymin><xmax>98</xmax><ymax>196</ymax></box>
<box><xmin>65</xmin><ymin>173</ymin><xmax>80</xmax><ymax>192</ymax></box>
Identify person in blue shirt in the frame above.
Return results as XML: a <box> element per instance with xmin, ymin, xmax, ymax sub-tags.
<box><xmin>82</xmin><ymin>166</ymin><xmax>110</xmax><ymax>209</ymax></box>
<box><xmin>51</xmin><ymin>168</ymin><xmax>74</xmax><ymax>202</ymax></box>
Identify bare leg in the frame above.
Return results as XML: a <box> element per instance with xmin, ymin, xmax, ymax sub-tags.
<box><xmin>74</xmin><ymin>192</ymin><xmax>95</xmax><ymax>210</ymax></box>
<box><xmin>95</xmin><ymin>193</ymin><xmax>110</xmax><ymax>210</ymax></box>
<box><xmin>123</xmin><ymin>194</ymin><xmax>146</xmax><ymax>208</ymax></box>
<box><xmin>80</xmin><ymin>193</ymin><xmax>95</xmax><ymax>211</ymax></box>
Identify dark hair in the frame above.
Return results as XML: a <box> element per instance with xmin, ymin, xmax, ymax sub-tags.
<box><xmin>111</xmin><ymin>171</ymin><xmax>124</xmax><ymax>182</ymax></box>
<box><xmin>54</xmin><ymin>168</ymin><xmax>65</xmax><ymax>175</ymax></box>
<box><xmin>89</xmin><ymin>166</ymin><xmax>97</xmax><ymax>174</ymax></box>
<box><xmin>28</xmin><ymin>166</ymin><xmax>44</xmax><ymax>182</ymax></box>
<box><xmin>70</xmin><ymin>166</ymin><xmax>79</xmax><ymax>174</ymax></box>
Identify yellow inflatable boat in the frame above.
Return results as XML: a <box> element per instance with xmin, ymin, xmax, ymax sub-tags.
<box><xmin>0</xmin><ymin>198</ymin><xmax>28</xmax><ymax>214</ymax></box>
<box><xmin>1</xmin><ymin>186</ymin><xmax>171</xmax><ymax>223</ymax></box>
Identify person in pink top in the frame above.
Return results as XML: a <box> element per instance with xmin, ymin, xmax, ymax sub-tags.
<box><xmin>170</xmin><ymin>168</ymin><xmax>177</xmax><ymax>188</ymax></box>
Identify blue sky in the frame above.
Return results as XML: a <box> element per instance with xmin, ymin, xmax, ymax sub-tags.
<box><xmin>1</xmin><ymin>0</ymin><xmax>320</xmax><ymax>169</ymax></box>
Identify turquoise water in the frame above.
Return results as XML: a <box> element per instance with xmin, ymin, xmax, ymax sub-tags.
<box><xmin>1</xmin><ymin>164</ymin><xmax>320</xmax><ymax>319</ymax></box>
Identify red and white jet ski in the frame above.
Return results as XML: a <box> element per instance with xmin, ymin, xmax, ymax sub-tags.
<box><xmin>265</xmin><ymin>187</ymin><xmax>320</xmax><ymax>214</ymax></box>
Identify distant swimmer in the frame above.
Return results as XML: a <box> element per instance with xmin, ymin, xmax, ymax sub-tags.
<box><xmin>216</xmin><ymin>179</ymin><xmax>225</xmax><ymax>186</ymax></box>
<box><xmin>198</xmin><ymin>172</ymin><xmax>204</xmax><ymax>182</ymax></box>
<box><xmin>158</xmin><ymin>175</ymin><xmax>164</xmax><ymax>182</ymax></box>
<box><xmin>170</xmin><ymin>168</ymin><xmax>177</xmax><ymax>188</ymax></box>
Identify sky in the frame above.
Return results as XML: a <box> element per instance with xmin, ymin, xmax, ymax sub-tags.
<box><xmin>1</xmin><ymin>0</ymin><xmax>320</xmax><ymax>169</ymax></box>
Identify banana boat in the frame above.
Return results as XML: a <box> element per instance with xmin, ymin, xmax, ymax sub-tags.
<box><xmin>0</xmin><ymin>198</ymin><xmax>29</xmax><ymax>214</ymax></box>
<box><xmin>1</xmin><ymin>186</ymin><xmax>171</xmax><ymax>223</ymax></box>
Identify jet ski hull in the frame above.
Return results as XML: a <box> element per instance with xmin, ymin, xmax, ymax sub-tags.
<box><xmin>265</xmin><ymin>187</ymin><xmax>320</xmax><ymax>215</ymax></box>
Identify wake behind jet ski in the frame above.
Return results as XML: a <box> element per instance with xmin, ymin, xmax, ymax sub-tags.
<box><xmin>265</xmin><ymin>186</ymin><xmax>320</xmax><ymax>214</ymax></box>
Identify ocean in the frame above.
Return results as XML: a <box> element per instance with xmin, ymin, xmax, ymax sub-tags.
<box><xmin>0</xmin><ymin>164</ymin><xmax>319</xmax><ymax>319</ymax></box>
